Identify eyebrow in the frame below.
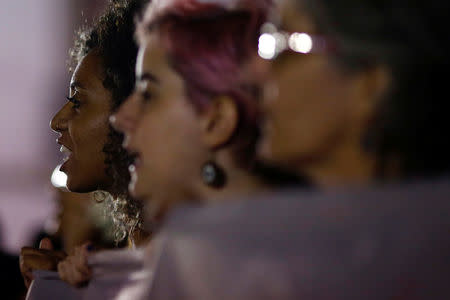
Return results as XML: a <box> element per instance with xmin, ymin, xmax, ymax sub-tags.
<box><xmin>138</xmin><ymin>72</ymin><xmax>159</xmax><ymax>84</ymax></box>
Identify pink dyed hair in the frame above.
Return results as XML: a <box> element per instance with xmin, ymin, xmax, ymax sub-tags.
<box><xmin>138</xmin><ymin>0</ymin><xmax>273</xmax><ymax>165</ymax></box>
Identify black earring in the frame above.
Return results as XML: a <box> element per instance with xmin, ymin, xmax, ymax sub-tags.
<box><xmin>201</xmin><ymin>160</ymin><xmax>226</xmax><ymax>188</ymax></box>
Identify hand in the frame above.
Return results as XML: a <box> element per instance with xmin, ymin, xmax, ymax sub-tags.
<box><xmin>57</xmin><ymin>243</ymin><xmax>93</xmax><ymax>287</ymax></box>
<box><xmin>20</xmin><ymin>238</ymin><xmax>67</xmax><ymax>288</ymax></box>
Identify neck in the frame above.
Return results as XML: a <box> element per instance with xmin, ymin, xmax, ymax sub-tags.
<box><xmin>147</xmin><ymin>152</ymin><xmax>273</xmax><ymax>225</ymax></box>
<box><xmin>101</xmin><ymin>190</ymin><xmax>151</xmax><ymax>249</ymax></box>
<box><xmin>299</xmin><ymin>138</ymin><xmax>376</xmax><ymax>189</ymax></box>
<box><xmin>199</xmin><ymin>151</ymin><xmax>270</xmax><ymax>203</ymax></box>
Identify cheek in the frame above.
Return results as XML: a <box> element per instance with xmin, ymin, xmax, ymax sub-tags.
<box><xmin>135</xmin><ymin>102</ymin><xmax>203</xmax><ymax>186</ymax></box>
<box><xmin>268</xmin><ymin>59</ymin><xmax>353</xmax><ymax>161</ymax></box>
<box><xmin>71</xmin><ymin>112</ymin><xmax>110</xmax><ymax>165</ymax></box>
<box><xmin>135</xmin><ymin>115</ymin><xmax>170</xmax><ymax>173</ymax></box>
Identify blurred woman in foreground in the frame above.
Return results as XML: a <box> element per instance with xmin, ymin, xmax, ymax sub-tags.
<box><xmin>257</xmin><ymin>0</ymin><xmax>450</xmax><ymax>187</ymax></box>
<box><xmin>140</xmin><ymin>1</ymin><xmax>450</xmax><ymax>298</ymax></box>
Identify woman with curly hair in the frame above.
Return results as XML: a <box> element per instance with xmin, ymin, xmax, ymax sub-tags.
<box><xmin>20</xmin><ymin>0</ymin><xmax>149</xmax><ymax>289</ymax></box>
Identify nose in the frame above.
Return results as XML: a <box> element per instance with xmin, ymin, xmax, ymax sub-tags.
<box><xmin>110</xmin><ymin>92</ymin><xmax>141</xmax><ymax>146</ymax></box>
<box><xmin>50</xmin><ymin>103</ymin><xmax>70</xmax><ymax>133</ymax></box>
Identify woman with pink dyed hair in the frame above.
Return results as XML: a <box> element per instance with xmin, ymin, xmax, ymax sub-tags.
<box><xmin>112</xmin><ymin>0</ymin><xmax>299</xmax><ymax>222</ymax></box>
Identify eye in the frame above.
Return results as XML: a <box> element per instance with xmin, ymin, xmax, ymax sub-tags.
<box><xmin>66</xmin><ymin>96</ymin><xmax>81</xmax><ymax>110</ymax></box>
<box><xmin>141</xmin><ymin>90</ymin><xmax>153</xmax><ymax>102</ymax></box>
<box><xmin>135</xmin><ymin>81</ymin><xmax>155</xmax><ymax>103</ymax></box>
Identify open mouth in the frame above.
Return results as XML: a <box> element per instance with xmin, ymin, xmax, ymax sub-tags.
<box><xmin>58</xmin><ymin>142</ymin><xmax>73</xmax><ymax>173</ymax></box>
<box><xmin>60</xmin><ymin>145</ymin><xmax>72</xmax><ymax>162</ymax></box>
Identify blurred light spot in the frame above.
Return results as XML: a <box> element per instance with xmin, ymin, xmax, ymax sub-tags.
<box><xmin>289</xmin><ymin>33</ymin><xmax>313</xmax><ymax>54</ymax></box>
<box><xmin>273</xmin><ymin>32</ymin><xmax>287</xmax><ymax>54</ymax></box>
<box><xmin>259</xmin><ymin>33</ymin><xmax>277</xmax><ymax>60</ymax></box>
<box><xmin>51</xmin><ymin>164</ymin><xmax>67</xmax><ymax>188</ymax></box>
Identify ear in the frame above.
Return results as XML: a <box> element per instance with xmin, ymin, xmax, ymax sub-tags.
<box><xmin>200</xmin><ymin>95</ymin><xmax>239</xmax><ymax>150</ymax></box>
<box><xmin>351</xmin><ymin>65</ymin><xmax>391</xmax><ymax>122</ymax></box>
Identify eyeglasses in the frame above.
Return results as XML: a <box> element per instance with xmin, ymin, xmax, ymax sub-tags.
<box><xmin>258</xmin><ymin>23</ymin><xmax>335</xmax><ymax>60</ymax></box>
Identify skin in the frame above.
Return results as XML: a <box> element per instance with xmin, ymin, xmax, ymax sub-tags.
<box><xmin>20</xmin><ymin>51</ymin><xmax>114</xmax><ymax>288</ymax></box>
<box><xmin>56</xmin><ymin>190</ymin><xmax>97</xmax><ymax>254</ymax></box>
<box><xmin>20</xmin><ymin>239</ymin><xmax>66</xmax><ymax>288</ymax></box>
<box><xmin>20</xmin><ymin>190</ymin><xmax>97</xmax><ymax>288</ymax></box>
<box><xmin>50</xmin><ymin>50</ymin><xmax>113</xmax><ymax>193</ymax></box>
<box><xmin>52</xmin><ymin>50</ymin><xmax>151</xmax><ymax>287</ymax></box>
<box><xmin>116</xmin><ymin>36</ymin><xmax>208</xmax><ymax>207</ymax></box>
<box><xmin>111</xmin><ymin>32</ymin><xmax>268</xmax><ymax>221</ymax></box>
<box><xmin>57</xmin><ymin>243</ymin><xmax>93</xmax><ymax>287</ymax></box>
<box><xmin>257</xmin><ymin>0</ymin><xmax>389</xmax><ymax>187</ymax></box>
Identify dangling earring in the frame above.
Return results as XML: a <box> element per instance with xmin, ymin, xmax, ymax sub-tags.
<box><xmin>201</xmin><ymin>160</ymin><xmax>226</xmax><ymax>188</ymax></box>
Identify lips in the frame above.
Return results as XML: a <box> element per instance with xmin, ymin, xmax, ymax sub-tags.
<box><xmin>57</xmin><ymin>137</ymin><xmax>73</xmax><ymax>151</ymax></box>
<box><xmin>132</xmin><ymin>156</ymin><xmax>142</xmax><ymax>169</ymax></box>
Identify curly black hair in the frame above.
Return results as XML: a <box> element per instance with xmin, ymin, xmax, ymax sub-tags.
<box><xmin>70</xmin><ymin>0</ymin><xmax>149</xmax><ymax>243</ymax></box>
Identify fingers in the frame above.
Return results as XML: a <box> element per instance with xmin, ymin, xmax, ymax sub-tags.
<box><xmin>21</xmin><ymin>247</ymin><xmax>66</xmax><ymax>259</ymax></box>
<box><xmin>58</xmin><ymin>259</ymin><xmax>91</xmax><ymax>287</ymax></box>
<box><xmin>23</xmin><ymin>272</ymin><xmax>33</xmax><ymax>289</ymax></box>
<box><xmin>20</xmin><ymin>247</ymin><xmax>66</xmax><ymax>289</ymax></box>
<box><xmin>21</xmin><ymin>243</ymin><xmax>94</xmax><ymax>289</ymax></box>
<box><xmin>20</xmin><ymin>247</ymin><xmax>67</xmax><ymax>270</ymax></box>
<box><xmin>19</xmin><ymin>254</ymin><xmax>34</xmax><ymax>289</ymax></box>
<box><xmin>58</xmin><ymin>245</ymin><xmax>92</xmax><ymax>287</ymax></box>
<box><xmin>39</xmin><ymin>237</ymin><xmax>54</xmax><ymax>250</ymax></box>
<box><xmin>75</xmin><ymin>246</ymin><xmax>91</xmax><ymax>275</ymax></box>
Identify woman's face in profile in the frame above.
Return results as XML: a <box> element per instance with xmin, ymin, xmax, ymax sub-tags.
<box><xmin>51</xmin><ymin>51</ymin><xmax>113</xmax><ymax>192</ymax></box>
<box><xmin>115</xmin><ymin>33</ymin><xmax>207</xmax><ymax>216</ymax></box>
<box><xmin>257</xmin><ymin>0</ymin><xmax>364</xmax><ymax>172</ymax></box>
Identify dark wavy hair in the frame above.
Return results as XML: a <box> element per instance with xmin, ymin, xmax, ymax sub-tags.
<box><xmin>70</xmin><ymin>0</ymin><xmax>148</xmax><ymax>243</ymax></box>
<box><xmin>299</xmin><ymin>0</ymin><xmax>450</xmax><ymax>179</ymax></box>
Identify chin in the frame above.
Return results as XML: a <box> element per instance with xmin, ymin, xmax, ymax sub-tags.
<box><xmin>258</xmin><ymin>140</ymin><xmax>296</xmax><ymax>173</ymax></box>
<box><xmin>66</xmin><ymin>177</ymin><xmax>97</xmax><ymax>193</ymax></box>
